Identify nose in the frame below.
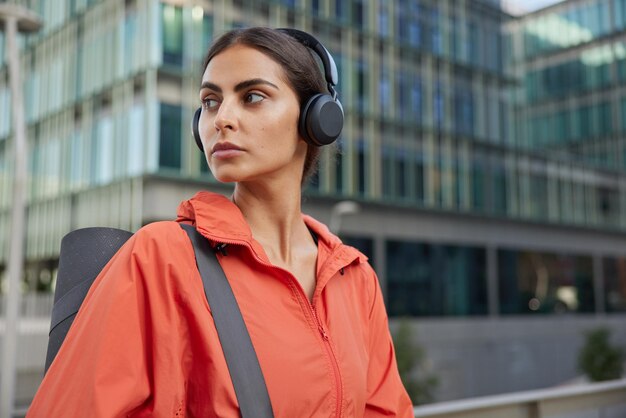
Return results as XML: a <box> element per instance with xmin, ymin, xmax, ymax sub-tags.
<box><xmin>214</xmin><ymin>99</ymin><xmax>238</xmax><ymax>132</ymax></box>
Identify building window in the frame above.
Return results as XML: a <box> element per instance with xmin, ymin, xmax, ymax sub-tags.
<box><xmin>162</xmin><ymin>4</ymin><xmax>183</xmax><ymax>66</ymax></box>
<box><xmin>396</xmin><ymin>0</ymin><xmax>408</xmax><ymax>42</ymax></box>
<box><xmin>431</xmin><ymin>8</ymin><xmax>442</xmax><ymax>54</ymax></box>
<box><xmin>621</xmin><ymin>98</ymin><xmax>626</xmax><ymax>132</ymax></box>
<box><xmin>127</xmin><ymin>103</ymin><xmax>145</xmax><ymax>177</ymax></box>
<box><xmin>356</xmin><ymin>60</ymin><xmax>368</xmax><ymax>113</ymax></box>
<box><xmin>124</xmin><ymin>7</ymin><xmax>138</xmax><ymax>75</ymax></box>
<box><xmin>615</xmin><ymin>0</ymin><xmax>626</xmax><ymax>30</ymax></box>
<box><xmin>311</xmin><ymin>0</ymin><xmax>321</xmax><ymax>16</ymax></box>
<box><xmin>471</xmin><ymin>150</ymin><xmax>485</xmax><ymax>211</ymax></box>
<box><xmin>469</xmin><ymin>22</ymin><xmax>480</xmax><ymax>66</ymax></box>
<box><xmin>93</xmin><ymin>114</ymin><xmax>113</xmax><ymax>185</ymax></box>
<box><xmin>492</xmin><ymin>157</ymin><xmax>507</xmax><ymax>215</ymax></box>
<box><xmin>202</xmin><ymin>14</ymin><xmax>214</xmax><ymax>51</ymax></box>
<box><xmin>357</xmin><ymin>140</ymin><xmax>367</xmax><ymax>195</ymax></box>
<box><xmin>379</xmin><ymin>69</ymin><xmax>390</xmax><ymax>116</ymax></box>
<box><xmin>414</xmin><ymin>153</ymin><xmax>425</xmax><ymax>202</ymax></box>
<box><xmin>528</xmin><ymin>173</ymin><xmax>548</xmax><ymax>219</ymax></box>
<box><xmin>159</xmin><ymin>103</ymin><xmax>182</xmax><ymax>170</ymax></box>
<box><xmin>335</xmin><ymin>0</ymin><xmax>347</xmax><ymax>22</ymax></box>
<box><xmin>454</xmin><ymin>87</ymin><xmax>474</xmax><ymax>136</ymax></box>
<box><xmin>555</xmin><ymin>110</ymin><xmax>570</xmax><ymax>142</ymax></box>
<box><xmin>352</xmin><ymin>0</ymin><xmax>365</xmax><ymax>29</ymax></box>
<box><xmin>408</xmin><ymin>18</ymin><xmax>421</xmax><ymax>47</ymax></box>
<box><xmin>411</xmin><ymin>76</ymin><xmax>423</xmax><ymax>124</ymax></box>
<box><xmin>386</xmin><ymin>240</ymin><xmax>488</xmax><ymax>317</ymax></box>
<box><xmin>604</xmin><ymin>256</ymin><xmax>626</xmax><ymax>312</ymax></box>
<box><xmin>397</xmin><ymin>154</ymin><xmax>407</xmax><ymax>198</ymax></box>
<box><xmin>434</xmin><ymin>83</ymin><xmax>444</xmax><ymax>127</ymax></box>
<box><xmin>396</xmin><ymin>71</ymin><xmax>408</xmax><ymax>120</ymax></box>
<box><xmin>598</xmin><ymin>102</ymin><xmax>613</xmax><ymax>136</ymax></box>
<box><xmin>377</xmin><ymin>0</ymin><xmax>388</xmax><ymax>36</ymax></box>
<box><xmin>576</xmin><ymin>107</ymin><xmax>591</xmax><ymax>142</ymax></box>
<box><xmin>499</xmin><ymin>250</ymin><xmax>595</xmax><ymax>314</ymax></box>
<box><xmin>451</xmin><ymin>16</ymin><xmax>460</xmax><ymax>61</ymax></box>
<box><xmin>597</xmin><ymin>187</ymin><xmax>618</xmax><ymax>225</ymax></box>
<box><xmin>69</xmin><ymin>130</ymin><xmax>85</xmax><ymax>189</ymax></box>
<box><xmin>0</xmin><ymin>141</ymin><xmax>6</xmax><ymax>204</ymax></box>
<box><xmin>382</xmin><ymin>146</ymin><xmax>394</xmax><ymax>197</ymax></box>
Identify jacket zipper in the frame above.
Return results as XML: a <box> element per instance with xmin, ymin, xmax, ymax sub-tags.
<box><xmin>311</xmin><ymin>306</ymin><xmax>343</xmax><ymax>418</ymax></box>
<box><xmin>206</xmin><ymin>237</ymin><xmax>345</xmax><ymax>418</ymax></box>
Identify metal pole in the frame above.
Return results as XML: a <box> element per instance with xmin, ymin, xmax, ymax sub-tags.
<box><xmin>329</xmin><ymin>201</ymin><xmax>360</xmax><ymax>234</ymax></box>
<box><xmin>1</xmin><ymin>14</ymin><xmax>28</xmax><ymax>418</ymax></box>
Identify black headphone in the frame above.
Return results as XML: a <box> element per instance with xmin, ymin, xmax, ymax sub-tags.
<box><xmin>192</xmin><ymin>28</ymin><xmax>344</xmax><ymax>151</ymax></box>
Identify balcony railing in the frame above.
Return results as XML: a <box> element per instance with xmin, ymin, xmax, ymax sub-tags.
<box><xmin>413</xmin><ymin>378</ymin><xmax>626</xmax><ymax>418</ymax></box>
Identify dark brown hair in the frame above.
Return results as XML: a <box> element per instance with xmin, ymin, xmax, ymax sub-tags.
<box><xmin>202</xmin><ymin>27</ymin><xmax>326</xmax><ymax>183</ymax></box>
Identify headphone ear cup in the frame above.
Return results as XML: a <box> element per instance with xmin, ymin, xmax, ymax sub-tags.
<box><xmin>192</xmin><ymin>107</ymin><xmax>204</xmax><ymax>152</ymax></box>
<box><xmin>300</xmin><ymin>94</ymin><xmax>344</xmax><ymax>146</ymax></box>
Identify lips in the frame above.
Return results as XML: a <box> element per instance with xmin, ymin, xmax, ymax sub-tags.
<box><xmin>211</xmin><ymin>141</ymin><xmax>244</xmax><ymax>159</ymax></box>
<box><xmin>211</xmin><ymin>141</ymin><xmax>242</xmax><ymax>154</ymax></box>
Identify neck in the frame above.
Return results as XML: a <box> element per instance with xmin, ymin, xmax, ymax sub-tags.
<box><xmin>233</xmin><ymin>178</ymin><xmax>310</xmax><ymax>264</ymax></box>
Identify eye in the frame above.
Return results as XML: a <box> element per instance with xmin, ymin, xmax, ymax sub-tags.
<box><xmin>244</xmin><ymin>92</ymin><xmax>265</xmax><ymax>104</ymax></box>
<box><xmin>202</xmin><ymin>97</ymin><xmax>219</xmax><ymax>110</ymax></box>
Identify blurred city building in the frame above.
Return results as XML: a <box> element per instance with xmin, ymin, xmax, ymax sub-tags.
<box><xmin>0</xmin><ymin>0</ymin><xmax>625</xmax><ymax>411</ymax></box>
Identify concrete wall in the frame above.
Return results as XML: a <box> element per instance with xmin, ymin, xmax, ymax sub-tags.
<box><xmin>394</xmin><ymin>315</ymin><xmax>626</xmax><ymax>402</ymax></box>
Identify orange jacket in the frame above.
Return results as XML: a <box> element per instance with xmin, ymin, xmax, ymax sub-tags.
<box><xmin>28</xmin><ymin>191</ymin><xmax>413</xmax><ymax>417</ymax></box>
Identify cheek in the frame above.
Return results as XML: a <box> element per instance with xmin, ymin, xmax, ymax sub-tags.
<box><xmin>198</xmin><ymin>116</ymin><xmax>211</xmax><ymax>144</ymax></box>
<box><xmin>277</xmin><ymin>109</ymin><xmax>301</xmax><ymax>142</ymax></box>
<box><xmin>259</xmin><ymin>113</ymin><xmax>298</xmax><ymax>147</ymax></box>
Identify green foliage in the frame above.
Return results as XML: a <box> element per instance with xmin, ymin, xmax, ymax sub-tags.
<box><xmin>578</xmin><ymin>327</ymin><xmax>624</xmax><ymax>382</ymax></box>
<box><xmin>393</xmin><ymin>318</ymin><xmax>438</xmax><ymax>405</ymax></box>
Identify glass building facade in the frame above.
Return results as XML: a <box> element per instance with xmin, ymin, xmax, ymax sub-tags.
<box><xmin>507</xmin><ymin>0</ymin><xmax>626</xmax><ymax>230</ymax></box>
<box><xmin>1</xmin><ymin>0</ymin><xmax>626</xmax><ymax>320</ymax></box>
<box><xmin>387</xmin><ymin>240</ymin><xmax>488</xmax><ymax>317</ymax></box>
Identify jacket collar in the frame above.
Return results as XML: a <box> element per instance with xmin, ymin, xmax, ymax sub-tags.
<box><xmin>176</xmin><ymin>191</ymin><xmax>367</xmax><ymax>268</ymax></box>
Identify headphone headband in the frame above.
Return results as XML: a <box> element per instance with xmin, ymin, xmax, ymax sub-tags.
<box><xmin>276</xmin><ymin>28</ymin><xmax>338</xmax><ymax>87</ymax></box>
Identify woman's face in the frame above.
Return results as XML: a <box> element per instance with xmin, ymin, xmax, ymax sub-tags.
<box><xmin>198</xmin><ymin>44</ymin><xmax>306</xmax><ymax>185</ymax></box>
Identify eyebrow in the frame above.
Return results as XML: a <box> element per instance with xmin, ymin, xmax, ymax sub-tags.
<box><xmin>199</xmin><ymin>78</ymin><xmax>279</xmax><ymax>93</ymax></box>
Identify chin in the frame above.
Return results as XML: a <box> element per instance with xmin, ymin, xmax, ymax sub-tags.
<box><xmin>212</xmin><ymin>173</ymin><xmax>240</xmax><ymax>183</ymax></box>
<box><xmin>210</xmin><ymin>167</ymin><xmax>251</xmax><ymax>183</ymax></box>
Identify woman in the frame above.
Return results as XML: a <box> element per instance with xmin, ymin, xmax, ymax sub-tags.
<box><xmin>28</xmin><ymin>27</ymin><xmax>412</xmax><ymax>417</ymax></box>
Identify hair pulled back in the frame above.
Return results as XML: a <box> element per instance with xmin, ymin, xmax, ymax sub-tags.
<box><xmin>202</xmin><ymin>27</ymin><xmax>327</xmax><ymax>183</ymax></box>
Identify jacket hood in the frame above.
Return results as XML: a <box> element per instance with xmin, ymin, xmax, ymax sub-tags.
<box><xmin>176</xmin><ymin>191</ymin><xmax>367</xmax><ymax>264</ymax></box>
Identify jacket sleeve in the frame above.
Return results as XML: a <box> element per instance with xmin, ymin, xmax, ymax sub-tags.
<box><xmin>27</xmin><ymin>223</ymin><xmax>197</xmax><ymax>418</ymax></box>
<box><xmin>364</xmin><ymin>268</ymin><xmax>414</xmax><ymax>417</ymax></box>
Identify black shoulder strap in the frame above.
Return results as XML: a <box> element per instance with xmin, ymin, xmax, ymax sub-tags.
<box><xmin>179</xmin><ymin>223</ymin><xmax>274</xmax><ymax>418</ymax></box>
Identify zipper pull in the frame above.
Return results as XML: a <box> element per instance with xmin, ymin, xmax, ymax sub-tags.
<box><xmin>215</xmin><ymin>243</ymin><xmax>228</xmax><ymax>256</ymax></box>
<box><xmin>319</xmin><ymin>325</ymin><xmax>329</xmax><ymax>340</ymax></box>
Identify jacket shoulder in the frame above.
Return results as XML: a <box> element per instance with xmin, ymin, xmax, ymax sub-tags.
<box><xmin>134</xmin><ymin>220</ymin><xmax>187</xmax><ymax>238</ymax></box>
<box><xmin>92</xmin><ymin>221</ymin><xmax>202</xmax><ymax>305</ymax></box>
<box><xmin>106</xmin><ymin>221</ymin><xmax>196</xmax><ymax>279</ymax></box>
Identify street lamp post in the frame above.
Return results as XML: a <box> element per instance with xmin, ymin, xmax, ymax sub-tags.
<box><xmin>329</xmin><ymin>201</ymin><xmax>361</xmax><ymax>235</ymax></box>
<box><xmin>0</xmin><ymin>4</ymin><xmax>42</xmax><ymax>417</ymax></box>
